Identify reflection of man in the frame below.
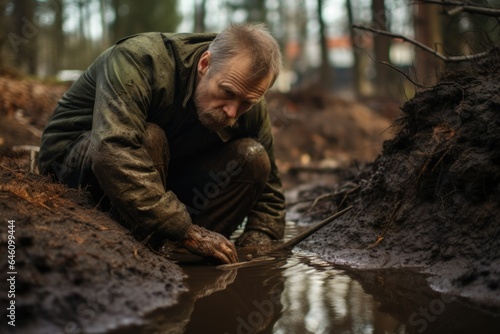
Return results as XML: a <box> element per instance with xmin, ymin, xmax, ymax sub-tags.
<box><xmin>38</xmin><ymin>23</ymin><xmax>286</xmax><ymax>264</ymax></box>
<box><xmin>143</xmin><ymin>261</ymin><xmax>286</xmax><ymax>334</ymax></box>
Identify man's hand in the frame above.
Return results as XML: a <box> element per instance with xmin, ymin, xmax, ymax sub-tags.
<box><xmin>235</xmin><ymin>230</ymin><xmax>275</xmax><ymax>260</ymax></box>
<box><xmin>235</xmin><ymin>230</ymin><xmax>273</xmax><ymax>247</ymax></box>
<box><xmin>181</xmin><ymin>225</ymin><xmax>238</xmax><ymax>264</ymax></box>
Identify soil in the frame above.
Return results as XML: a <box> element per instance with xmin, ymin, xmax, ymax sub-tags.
<box><xmin>1</xmin><ymin>49</ymin><xmax>499</xmax><ymax>332</ymax></box>
<box><xmin>0</xmin><ymin>166</ymin><xmax>186</xmax><ymax>334</ymax></box>
<box><xmin>267</xmin><ymin>89</ymin><xmax>397</xmax><ymax>189</ymax></box>
<box><xmin>293</xmin><ymin>49</ymin><xmax>500</xmax><ymax>310</ymax></box>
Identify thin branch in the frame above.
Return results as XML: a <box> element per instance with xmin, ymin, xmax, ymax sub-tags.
<box><xmin>417</xmin><ymin>0</ymin><xmax>500</xmax><ymax>16</ymax></box>
<box><xmin>352</xmin><ymin>24</ymin><xmax>490</xmax><ymax>63</ymax></box>
<box><xmin>307</xmin><ymin>184</ymin><xmax>360</xmax><ymax>213</ymax></box>
<box><xmin>380</xmin><ymin>61</ymin><xmax>432</xmax><ymax>89</ymax></box>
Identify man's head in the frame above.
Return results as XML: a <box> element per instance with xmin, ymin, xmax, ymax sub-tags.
<box><xmin>194</xmin><ymin>23</ymin><xmax>282</xmax><ymax>131</ymax></box>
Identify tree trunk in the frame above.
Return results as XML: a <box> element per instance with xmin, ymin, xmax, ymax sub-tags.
<box><xmin>346</xmin><ymin>0</ymin><xmax>360</xmax><ymax>98</ymax></box>
<box><xmin>247</xmin><ymin>0</ymin><xmax>266</xmax><ymax>23</ymax></box>
<box><xmin>0</xmin><ymin>0</ymin><xmax>8</xmax><ymax>67</ymax></box>
<box><xmin>194</xmin><ymin>0</ymin><xmax>206</xmax><ymax>33</ymax></box>
<box><xmin>100</xmin><ymin>0</ymin><xmax>109</xmax><ymax>48</ymax></box>
<box><xmin>317</xmin><ymin>0</ymin><xmax>332</xmax><ymax>89</ymax></box>
<box><xmin>12</xmin><ymin>0</ymin><xmax>38</xmax><ymax>75</ymax></box>
<box><xmin>371</xmin><ymin>0</ymin><xmax>393</xmax><ymax>98</ymax></box>
<box><xmin>111</xmin><ymin>0</ymin><xmax>123</xmax><ymax>42</ymax></box>
<box><xmin>415</xmin><ymin>1</ymin><xmax>442</xmax><ymax>85</ymax></box>
<box><xmin>51</xmin><ymin>0</ymin><xmax>64</xmax><ymax>75</ymax></box>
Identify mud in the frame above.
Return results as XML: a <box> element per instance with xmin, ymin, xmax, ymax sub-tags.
<box><xmin>1</xmin><ymin>49</ymin><xmax>499</xmax><ymax>332</ymax></box>
<box><xmin>296</xmin><ymin>49</ymin><xmax>500</xmax><ymax>309</ymax></box>
<box><xmin>0</xmin><ymin>167</ymin><xmax>186</xmax><ymax>334</ymax></box>
<box><xmin>346</xmin><ymin>268</ymin><xmax>500</xmax><ymax>333</ymax></box>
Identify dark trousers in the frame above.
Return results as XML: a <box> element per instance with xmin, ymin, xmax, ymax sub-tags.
<box><xmin>57</xmin><ymin>123</ymin><xmax>271</xmax><ymax>238</ymax></box>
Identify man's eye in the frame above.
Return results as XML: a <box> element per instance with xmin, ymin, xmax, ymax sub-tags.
<box><xmin>223</xmin><ymin>88</ymin><xmax>234</xmax><ymax>97</ymax></box>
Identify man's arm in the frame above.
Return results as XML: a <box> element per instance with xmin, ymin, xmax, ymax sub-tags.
<box><xmin>89</xmin><ymin>43</ymin><xmax>237</xmax><ymax>263</ymax></box>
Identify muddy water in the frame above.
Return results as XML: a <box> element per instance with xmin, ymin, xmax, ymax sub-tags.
<box><xmin>115</xmin><ymin>223</ymin><xmax>500</xmax><ymax>334</ymax></box>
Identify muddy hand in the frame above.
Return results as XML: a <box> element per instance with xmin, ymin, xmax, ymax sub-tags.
<box><xmin>235</xmin><ymin>230</ymin><xmax>273</xmax><ymax>247</ymax></box>
<box><xmin>181</xmin><ymin>224</ymin><xmax>238</xmax><ymax>264</ymax></box>
<box><xmin>235</xmin><ymin>230</ymin><xmax>276</xmax><ymax>260</ymax></box>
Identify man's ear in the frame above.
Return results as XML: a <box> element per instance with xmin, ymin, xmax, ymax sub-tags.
<box><xmin>198</xmin><ymin>51</ymin><xmax>210</xmax><ymax>77</ymax></box>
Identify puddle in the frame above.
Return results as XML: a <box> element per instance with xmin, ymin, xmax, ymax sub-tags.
<box><xmin>112</xmin><ymin>223</ymin><xmax>500</xmax><ymax>334</ymax></box>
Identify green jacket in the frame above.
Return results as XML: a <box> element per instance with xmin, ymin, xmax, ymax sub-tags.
<box><xmin>39</xmin><ymin>32</ymin><xmax>285</xmax><ymax>242</ymax></box>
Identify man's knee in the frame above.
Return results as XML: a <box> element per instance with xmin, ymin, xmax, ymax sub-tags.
<box><xmin>233</xmin><ymin>138</ymin><xmax>271</xmax><ymax>184</ymax></box>
<box><xmin>143</xmin><ymin>123</ymin><xmax>170</xmax><ymax>163</ymax></box>
<box><xmin>143</xmin><ymin>122</ymin><xmax>170</xmax><ymax>187</ymax></box>
<box><xmin>144</xmin><ymin>123</ymin><xmax>168</xmax><ymax>151</ymax></box>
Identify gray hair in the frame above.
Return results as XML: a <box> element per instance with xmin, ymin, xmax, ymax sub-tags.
<box><xmin>208</xmin><ymin>22</ymin><xmax>282</xmax><ymax>86</ymax></box>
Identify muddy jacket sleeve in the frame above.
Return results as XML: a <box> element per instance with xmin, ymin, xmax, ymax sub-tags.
<box><xmin>244</xmin><ymin>101</ymin><xmax>286</xmax><ymax>240</ymax></box>
<box><xmin>90</xmin><ymin>44</ymin><xmax>192</xmax><ymax>242</ymax></box>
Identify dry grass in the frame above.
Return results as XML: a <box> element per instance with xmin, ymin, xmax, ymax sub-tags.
<box><xmin>0</xmin><ymin>165</ymin><xmax>72</xmax><ymax>211</ymax></box>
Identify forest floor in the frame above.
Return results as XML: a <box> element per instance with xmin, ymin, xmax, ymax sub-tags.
<box><xmin>1</xmin><ymin>50</ymin><xmax>499</xmax><ymax>333</ymax></box>
<box><xmin>289</xmin><ymin>50</ymin><xmax>500</xmax><ymax>313</ymax></box>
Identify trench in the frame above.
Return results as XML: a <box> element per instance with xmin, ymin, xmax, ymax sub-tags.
<box><xmin>110</xmin><ymin>222</ymin><xmax>500</xmax><ymax>334</ymax></box>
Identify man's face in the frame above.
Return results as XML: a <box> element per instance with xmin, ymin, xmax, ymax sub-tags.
<box><xmin>194</xmin><ymin>52</ymin><xmax>273</xmax><ymax>132</ymax></box>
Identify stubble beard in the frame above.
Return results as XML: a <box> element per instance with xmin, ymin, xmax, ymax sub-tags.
<box><xmin>196</xmin><ymin>107</ymin><xmax>235</xmax><ymax>132</ymax></box>
<box><xmin>194</xmin><ymin>85</ymin><xmax>236</xmax><ymax>132</ymax></box>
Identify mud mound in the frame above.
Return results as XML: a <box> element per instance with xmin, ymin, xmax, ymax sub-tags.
<box><xmin>298</xmin><ymin>49</ymin><xmax>500</xmax><ymax>307</ymax></box>
<box><xmin>268</xmin><ymin>91</ymin><xmax>395</xmax><ymax>169</ymax></box>
<box><xmin>0</xmin><ymin>76</ymin><xmax>67</xmax><ymax>155</ymax></box>
<box><xmin>0</xmin><ymin>76</ymin><xmax>67</xmax><ymax>123</ymax></box>
<box><xmin>0</xmin><ymin>166</ymin><xmax>186</xmax><ymax>334</ymax></box>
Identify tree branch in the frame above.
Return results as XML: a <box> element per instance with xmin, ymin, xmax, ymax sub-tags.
<box><xmin>417</xmin><ymin>0</ymin><xmax>500</xmax><ymax>17</ymax></box>
<box><xmin>380</xmin><ymin>61</ymin><xmax>432</xmax><ymax>89</ymax></box>
<box><xmin>352</xmin><ymin>24</ymin><xmax>490</xmax><ymax>63</ymax></box>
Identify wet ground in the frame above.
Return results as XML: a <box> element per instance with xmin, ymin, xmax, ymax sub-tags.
<box><xmin>1</xmin><ymin>51</ymin><xmax>500</xmax><ymax>332</ymax></box>
<box><xmin>108</xmin><ymin>223</ymin><xmax>500</xmax><ymax>334</ymax></box>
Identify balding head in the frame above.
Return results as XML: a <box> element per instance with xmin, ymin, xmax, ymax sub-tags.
<box><xmin>207</xmin><ymin>22</ymin><xmax>282</xmax><ymax>86</ymax></box>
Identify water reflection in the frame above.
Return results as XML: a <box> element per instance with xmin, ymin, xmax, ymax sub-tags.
<box><xmin>273</xmin><ymin>253</ymin><xmax>403</xmax><ymax>334</ymax></box>
<box><xmin>112</xmin><ymin>222</ymin><xmax>499</xmax><ymax>334</ymax></box>
<box><xmin>135</xmin><ymin>252</ymin><xmax>407</xmax><ymax>334</ymax></box>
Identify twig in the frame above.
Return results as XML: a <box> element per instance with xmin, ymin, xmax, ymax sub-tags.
<box><xmin>307</xmin><ymin>193</ymin><xmax>333</xmax><ymax>212</ymax></box>
<box><xmin>286</xmin><ymin>196</ymin><xmax>321</xmax><ymax>207</ymax></box>
<box><xmin>417</xmin><ymin>0</ymin><xmax>500</xmax><ymax>17</ymax></box>
<box><xmin>307</xmin><ymin>185</ymin><xmax>360</xmax><ymax>213</ymax></box>
<box><xmin>380</xmin><ymin>61</ymin><xmax>432</xmax><ymax>89</ymax></box>
<box><xmin>367</xmin><ymin>199</ymin><xmax>403</xmax><ymax>249</ymax></box>
<box><xmin>352</xmin><ymin>24</ymin><xmax>490</xmax><ymax>63</ymax></box>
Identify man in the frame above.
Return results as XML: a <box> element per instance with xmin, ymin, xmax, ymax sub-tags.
<box><xmin>39</xmin><ymin>23</ymin><xmax>285</xmax><ymax>264</ymax></box>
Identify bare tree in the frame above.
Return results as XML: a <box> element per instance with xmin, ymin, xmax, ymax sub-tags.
<box><xmin>50</xmin><ymin>0</ymin><xmax>64</xmax><ymax>75</ymax></box>
<box><xmin>415</xmin><ymin>0</ymin><xmax>442</xmax><ymax>85</ymax></box>
<box><xmin>0</xmin><ymin>0</ymin><xmax>8</xmax><ymax>67</ymax></box>
<box><xmin>194</xmin><ymin>0</ymin><xmax>206</xmax><ymax>33</ymax></box>
<box><xmin>100</xmin><ymin>0</ymin><xmax>109</xmax><ymax>48</ymax></box>
<box><xmin>317</xmin><ymin>0</ymin><xmax>332</xmax><ymax>89</ymax></box>
<box><xmin>371</xmin><ymin>0</ymin><xmax>395</xmax><ymax>98</ymax></box>
<box><xmin>346</xmin><ymin>0</ymin><xmax>361</xmax><ymax>97</ymax></box>
<box><xmin>12</xmin><ymin>0</ymin><xmax>38</xmax><ymax>74</ymax></box>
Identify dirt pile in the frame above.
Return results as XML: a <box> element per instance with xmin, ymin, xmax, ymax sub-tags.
<box><xmin>267</xmin><ymin>91</ymin><xmax>395</xmax><ymax>188</ymax></box>
<box><xmin>297</xmin><ymin>49</ymin><xmax>500</xmax><ymax>307</ymax></box>
<box><xmin>0</xmin><ymin>75</ymin><xmax>67</xmax><ymax>172</ymax></box>
<box><xmin>0</xmin><ymin>166</ymin><xmax>186</xmax><ymax>334</ymax></box>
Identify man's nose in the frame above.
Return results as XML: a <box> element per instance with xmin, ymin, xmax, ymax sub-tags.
<box><xmin>223</xmin><ymin>102</ymin><xmax>240</xmax><ymax>118</ymax></box>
